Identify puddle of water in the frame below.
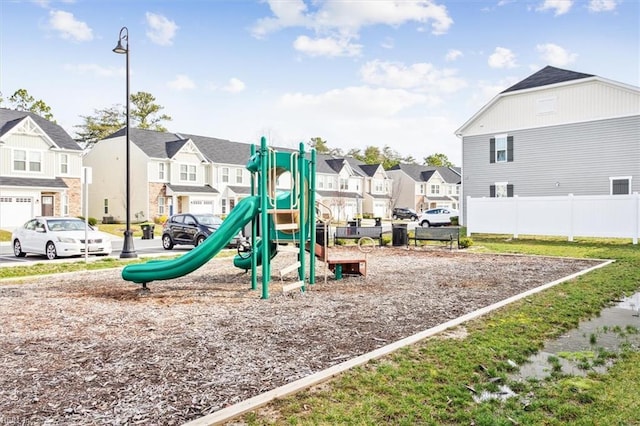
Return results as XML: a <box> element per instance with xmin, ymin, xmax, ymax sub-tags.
<box><xmin>474</xmin><ymin>293</ymin><xmax>640</xmax><ymax>402</ymax></box>
<box><xmin>513</xmin><ymin>292</ymin><xmax>640</xmax><ymax>382</ymax></box>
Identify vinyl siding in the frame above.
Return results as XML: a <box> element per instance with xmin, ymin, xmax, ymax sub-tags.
<box><xmin>462</xmin><ymin>115</ymin><xmax>640</xmax><ymax>221</ymax></box>
<box><xmin>463</xmin><ymin>80</ymin><xmax>639</xmax><ymax>136</ymax></box>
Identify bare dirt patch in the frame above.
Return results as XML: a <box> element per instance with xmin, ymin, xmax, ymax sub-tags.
<box><xmin>0</xmin><ymin>247</ymin><xmax>602</xmax><ymax>425</ymax></box>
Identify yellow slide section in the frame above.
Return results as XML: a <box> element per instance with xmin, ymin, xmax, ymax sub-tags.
<box><xmin>121</xmin><ymin>196</ymin><xmax>260</xmax><ymax>285</ymax></box>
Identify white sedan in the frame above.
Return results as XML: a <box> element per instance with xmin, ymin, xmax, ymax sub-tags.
<box><xmin>419</xmin><ymin>208</ymin><xmax>459</xmax><ymax>227</ymax></box>
<box><xmin>12</xmin><ymin>217</ymin><xmax>113</xmax><ymax>260</ymax></box>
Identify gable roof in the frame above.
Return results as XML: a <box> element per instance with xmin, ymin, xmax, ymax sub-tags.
<box><xmin>0</xmin><ymin>108</ymin><xmax>81</xmax><ymax>150</ymax></box>
<box><xmin>388</xmin><ymin>163</ymin><xmax>461</xmax><ymax>184</ymax></box>
<box><xmin>501</xmin><ymin>66</ymin><xmax>594</xmax><ymax>93</ymax></box>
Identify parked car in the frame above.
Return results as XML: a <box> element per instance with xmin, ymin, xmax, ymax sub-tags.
<box><xmin>419</xmin><ymin>208</ymin><xmax>459</xmax><ymax>227</ymax></box>
<box><xmin>161</xmin><ymin>213</ymin><xmax>243</xmax><ymax>250</ymax></box>
<box><xmin>12</xmin><ymin>217</ymin><xmax>113</xmax><ymax>260</ymax></box>
<box><xmin>392</xmin><ymin>207</ymin><xmax>418</xmax><ymax>221</ymax></box>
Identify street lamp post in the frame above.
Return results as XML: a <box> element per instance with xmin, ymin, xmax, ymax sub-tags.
<box><xmin>113</xmin><ymin>26</ymin><xmax>137</xmax><ymax>259</ymax></box>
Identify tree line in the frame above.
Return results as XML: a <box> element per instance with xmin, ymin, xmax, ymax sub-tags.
<box><xmin>0</xmin><ymin>88</ymin><xmax>454</xmax><ymax>168</ymax></box>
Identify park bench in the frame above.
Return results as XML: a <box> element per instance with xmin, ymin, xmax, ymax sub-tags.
<box><xmin>334</xmin><ymin>226</ymin><xmax>383</xmax><ymax>246</ymax></box>
<box><xmin>411</xmin><ymin>226</ymin><xmax>459</xmax><ymax>250</ymax></box>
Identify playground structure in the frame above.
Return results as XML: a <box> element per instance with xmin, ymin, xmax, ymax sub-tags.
<box><xmin>121</xmin><ymin>137</ymin><xmax>369</xmax><ymax>299</ymax></box>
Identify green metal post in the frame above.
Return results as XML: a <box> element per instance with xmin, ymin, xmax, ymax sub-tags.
<box><xmin>260</xmin><ymin>136</ymin><xmax>270</xmax><ymax>299</ymax></box>
<box><xmin>309</xmin><ymin>148</ymin><xmax>316</xmax><ymax>285</ymax></box>
<box><xmin>297</xmin><ymin>142</ymin><xmax>306</xmax><ymax>291</ymax></box>
<box><xmin>250</xmin><ymin>144</ymin><xmax>257</xmax><ymax>291</ymax></box>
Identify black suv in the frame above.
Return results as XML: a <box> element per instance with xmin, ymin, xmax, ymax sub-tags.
<box><xmin>392</xmin><ymin>207</ymin><xmax>418</xmax><ymax>221</ymax></box>
<box><xmin>161</xmin><ymin>213</ymin><xmax>241</xmax><ymax>250</ymax></box>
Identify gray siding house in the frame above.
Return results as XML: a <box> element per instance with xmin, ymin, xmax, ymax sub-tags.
<box><xmin>456</xmin><ymin>66</ymin><xmax>640</xmax><ymax>224</ymax></box>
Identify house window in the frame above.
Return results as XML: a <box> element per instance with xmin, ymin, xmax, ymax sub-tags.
<box><xmin>317</xmin><ymin>176</ymin><xmax>324</xmax><ymax>189</ymax></box>
<box><xmin>104</xmin><ymin>199</ymin><xmax>109</xmax><ymax>214</ymax></box>
<box><xmin>327</xmin><ymin>178</ymin><xmax>334</xmax><ymax>189</ymax></box>
<box><xmin>180</xmin><ymin>165</ymin><xmax>196</xmax><ymax>181</ymax></box>
<box><xmin>610</xmin><ymin>177</ymin><xmax>631</xmax><ymax>195</ymax></box>
<box><xmin>60</xmin><ymin>154</ymin><xmax>68</xmax><ymax>174</ymax></box>
<box><xmin>431</xmin><ymin>184</ymin><xmax>440</xmax><ymax>195</ymax></box>
<box><xmin>490</xmin><ymin>182</ymin><xmax>514</xmax><ymax>198</ymax></box>
<box><xmin>236</xmin><ymin>169</ymin><xmax>243</xmax><ymax>184</ymax></box>
<box><xmin>374</xmin><ymin>179</ymin><xmax>383</xmax><ymax>193</ymax></box>
<box><xmin>158</xmin><ymin>163</ymin><xmax>165</xmax><ymax>180</ymax></box>
<box><xmin>490</xmin><ymin>135</ymin><xmax>514</xmax><ymax>163</ymax></box>
<box><xmin>13</xmin><ymin>150</ymin><xmax>26</xmax><ymax>171</ymax></box>
<box><xmin>339</xmin><ymin>178</ymin><xmax>348</xmax><ymax>191</ymax></box>
<box><xmin>62</xmin><ymin>193</ymin><xmax>69</xmax><ymax>215</ymax></box>
<box><xmin>158</xmin><ymin>197</ymin><xmax>165</xmax><ymax>215</ymax></box>
<box><xmin>221</xmin><ymin>198</ymin><xmax>227</xmax><ymax>214</ymax></box>
<box><xmin>222</xmin><ymin>167</ymin><xmax>229</xmax><ymax>183</ymax></box>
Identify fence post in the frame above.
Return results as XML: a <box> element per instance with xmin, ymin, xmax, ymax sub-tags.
<box><xmin>634</xmin><ymin>192</ymin><xmax>639</xmax><ymax>245</ymax></box>
<box><xmin>568</xmin><ymin>193</ymin><xmax>574</xmax><ymax>242</ymax></box>
<box><xmin>513</xmin><ymin>195</ymin><xmax>519</xmax><ymax>239</ymax></box>
<box><xmin>466</xmin><ymin>195</ymin><xmax>472</xmax><ymax>237</ymax></box>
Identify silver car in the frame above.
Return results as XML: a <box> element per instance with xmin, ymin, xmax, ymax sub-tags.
<box><xmin>12</xmin><ymin>217</ymin><xmax>113</xmax><ymax>260</ymax></box>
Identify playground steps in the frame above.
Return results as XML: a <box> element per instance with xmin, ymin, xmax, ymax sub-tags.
<box><xmin>277</xmin><ymin>244</ymin><xmax>300</xmax><ymax>253</ymax></box>
<box><xmin>269</xmin><ymin>208</ymin><xmax>300</xmax><ymax>232</ymax></box>
<box><xmin>281</xmin><ymin>280</ymin><xmax>304</xmax><ymax>293</ymax></box>
<box><xmin>280</xmin><ymin>261</ymin><xmax>301</xmax><ymax>277</ymax></box>
<box><xmin>274</xmin><ymin>222</ymin><xmax>299</xmax><ymax>231</ymax></box>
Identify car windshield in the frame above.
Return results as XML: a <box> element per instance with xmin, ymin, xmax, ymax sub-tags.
<box><xmin>46</xmin><ymin>219</ymin><xmax>86</xmax><ymax>231</ymax></box>
<box><xmin>194</xmin><ymin>214</ymin><xmax>222</xmax><ymax>226</ymax></box>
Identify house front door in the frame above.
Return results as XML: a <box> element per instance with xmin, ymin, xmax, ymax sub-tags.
<box><xmin>41</xmin><ymin>195</ymin><xmax>54</xmax><ymax>216</ymax></box>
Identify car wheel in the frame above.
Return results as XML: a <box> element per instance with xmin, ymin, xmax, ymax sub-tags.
<box><xmin>392</xmin><ymin>214</ymin><xmax>398</xmax><ymax>220</ymax></box>
<box><xmin>13</xmin><ymin>240</ymin><xmax>26</xmax><ymax>257</ymax></box>
<box><xmin>421</xmin><ymin>221</ymin><xmax>430</xmax><ymax>228</ymax></box>
<box><xmin>412</xmin><ymin>215</ymin><xmax>418</xmax><ymax>221</ymax></box>
<box><xmin>46</xmin><ymin>242</ymin><xmax>57</xmax><ymax>260</ymax></box>
<box><xmin>195</xmin><ymin>235</ymin><xmax>206</xmax><ymax>247</ymax></box>
<box><xmin>162</xmin><ymin>234</ymin><xmax>174</xmax><ymax>250</ymax></box>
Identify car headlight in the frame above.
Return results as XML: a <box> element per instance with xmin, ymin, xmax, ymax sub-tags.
<box><xmin>56</xmin><ymin>236</ymin><xmax>77</xmax><ymax>243</ymax></box>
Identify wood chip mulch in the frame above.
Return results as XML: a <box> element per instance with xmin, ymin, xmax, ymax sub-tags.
<box><xmin>0</xmin><ymin>246</ymin><xmax>603</xmax><ymax>425</ymax></box>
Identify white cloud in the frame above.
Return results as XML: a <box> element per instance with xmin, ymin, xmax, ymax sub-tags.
<box><xmin>252</xmin><ymin>0</ymin><xmax>454</xmax><ymax>57</ymax></box>
<box><xmin>537</xmin><ymin>0</ymin><xmax>574</xmax><ymax>16</ymax></box>
<box><xmin>145</xmin><ymin>12</ymin><xmax>179</xmax><ymax>46</ymax></box>
<box><xmin>48</xmin><ymin>10</ymin><xmax>93</xmax><ymax>42</ymax></box>
<box><xmin>588</xmin><ymin>0</ymin><xmax>617</xmax><ymax>12</ymax></box>
<box><xmin>360</xmin><ymin>60</ymin><xmax>466</xmax><ymax>95</ymax></box>
<box><xmin>488</xmin><ymin>47</ymin><xmax>517</xmax><ymax>69</ymax></box>
<box><xmin>445</xmin><ymin>49</ymin><xmax>463</xmax><ymax>62</ymax></box>
<box><xmin>168</xmin><ymin>74</ymin><xmax>196</xmax><ymax>90</ymax></box>
<box><xmin>222</xmin><ymin>78</ymin><xmax>246</xmax><ymax>93</ymax></box>
<box><xmin>279</xmin><ymin>86</ymin><xmax>428</xmax><ymax>117</ymax></box>
<box><xmin>536</xmin><ymin>43</ymin><xmax>577</xmax><ymax>66</ymax></box>
<box><xmin>293</xmin><ymin>35</ymin><xmax>362</xmax><ymax>57</ymax></box>
<box><xmin>63</xmin><ymin>63</ymin><xmax>121</xmax><ymax>77</ymax></box>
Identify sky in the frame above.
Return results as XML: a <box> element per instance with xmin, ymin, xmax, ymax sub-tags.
<box><xmin>1</xmin><ymin>0</ymin><xmax>638</xmax><ymax>166</ymax></box>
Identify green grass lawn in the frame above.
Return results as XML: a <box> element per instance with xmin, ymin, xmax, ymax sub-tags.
<box><xmin>238</xmin><ymin>236</ymin><xmax>640</xmax><ymax>425</ymax></box>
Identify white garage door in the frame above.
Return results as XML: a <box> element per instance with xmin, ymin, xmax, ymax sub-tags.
<box><xmin>189</xmin><ymin>199</ymin><xmax>215</xmax><ymax>214</ymax></box>
<box><xmin>0</xmin><ymin>196</ymin><xmax>34</xmax><ymax>229</ymax></box>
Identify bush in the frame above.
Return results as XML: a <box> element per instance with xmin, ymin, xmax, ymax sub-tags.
<box><xmin>154</xmin><ymin>215</ymin><xmax>168</xmax><ymax>225</ymax></box>
<box><xmin>77</xmin><ymin>216</ymin><xmax>98</xmax><ymax>226</ymax></box>
<box><xmin>381</xmin><ymin>235</ymin><xmax>391</xmax><ymax>246</ymax></box>
<box><xmin>458</xmin><ymin>236</ymin><xmax>473</xmax><ymax>249</ymax></box>
<box><xmin>451</xmin><ymin>216</ymin><xmax>459</xmax><ymax>226</ymax></box>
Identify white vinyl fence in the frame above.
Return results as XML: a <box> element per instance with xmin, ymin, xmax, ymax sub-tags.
<box><xmin>466</xmin><ymin>193</ymin><xmax>640</xmax><ymax>244</ymax></box>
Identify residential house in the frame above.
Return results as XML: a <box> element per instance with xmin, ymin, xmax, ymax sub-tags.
<box><xmin>387</xmin><ymin>164</ymin><xmax>461</xmax><ymax>212</ymax></box>
<box><xmin>0</xmin><ymin>108</ymin><xmax>83</xmax><ymax>229</ymax></box>
<box><xmin>455</xmin><ymin>65</ymin><xmax>640</xmax><ymax>224</ymax></box>
<box><xmin>350</xmin><ymin>160</ymin><xmax>393</xmax><ymax>219</ymax></box>
<box><xmin>83</xmin><ymin>129</ymin><xmax>389</xmax><ymax>224</ymax></box>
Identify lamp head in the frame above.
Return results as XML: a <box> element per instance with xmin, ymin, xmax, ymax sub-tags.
<box><xmin>113</xmin><ymin>26</ymin><xmax>128</xmax><ymax>54</ymax></box>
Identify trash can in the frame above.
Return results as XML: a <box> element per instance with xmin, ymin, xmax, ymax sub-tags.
<box><xmin>392</xmin><ymin>223</ymin><xmax>408</xmax><ymax>247</ymax></box>
<box><xmin>141</xmin><ymin>223</ymin><xmax>155</xmax><ymax>240</ymax></box>
<box><xmin>316</xmin><ymin>222</ymin><xmax>326</xmax><ymax>246</ymax></box>
<box><xmin>347</xmin><ymin>220</ymin><xmax>357</xmax><ymax>228</ymax></box>
<box><xmin>374</xmin><ymin>217</ymin><xmax>382</xmax><ymax>227</ymax></box>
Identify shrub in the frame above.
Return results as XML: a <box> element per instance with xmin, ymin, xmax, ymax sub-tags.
<box><xmin>77</xmin><ymin>216</ymin><xmax>98</xmax><ymax>226</ymax></box>
<box><xmin>381</xmin><ymin>235</ymin><xmax>391</xmax><ymax>246</ymax></box>
<box><xmin>451</xmin><ymin>216</ymin><xmax>459</xmax><ymax>226</ymax></box>
<box><xmin>458</xmin><ymin>236</ymin><xmax>473</xmax><ymax>249</ymax></box>
<box><xmin>154</xmin><ymin>215</ymin><xmax>168</xmax><ymax>225</ymax></box>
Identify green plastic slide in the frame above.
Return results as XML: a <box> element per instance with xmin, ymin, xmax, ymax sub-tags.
<box><xmin>121</xmin><ymin>196</ymin><xmax>260</xmax><ymax>284</ymax></box>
